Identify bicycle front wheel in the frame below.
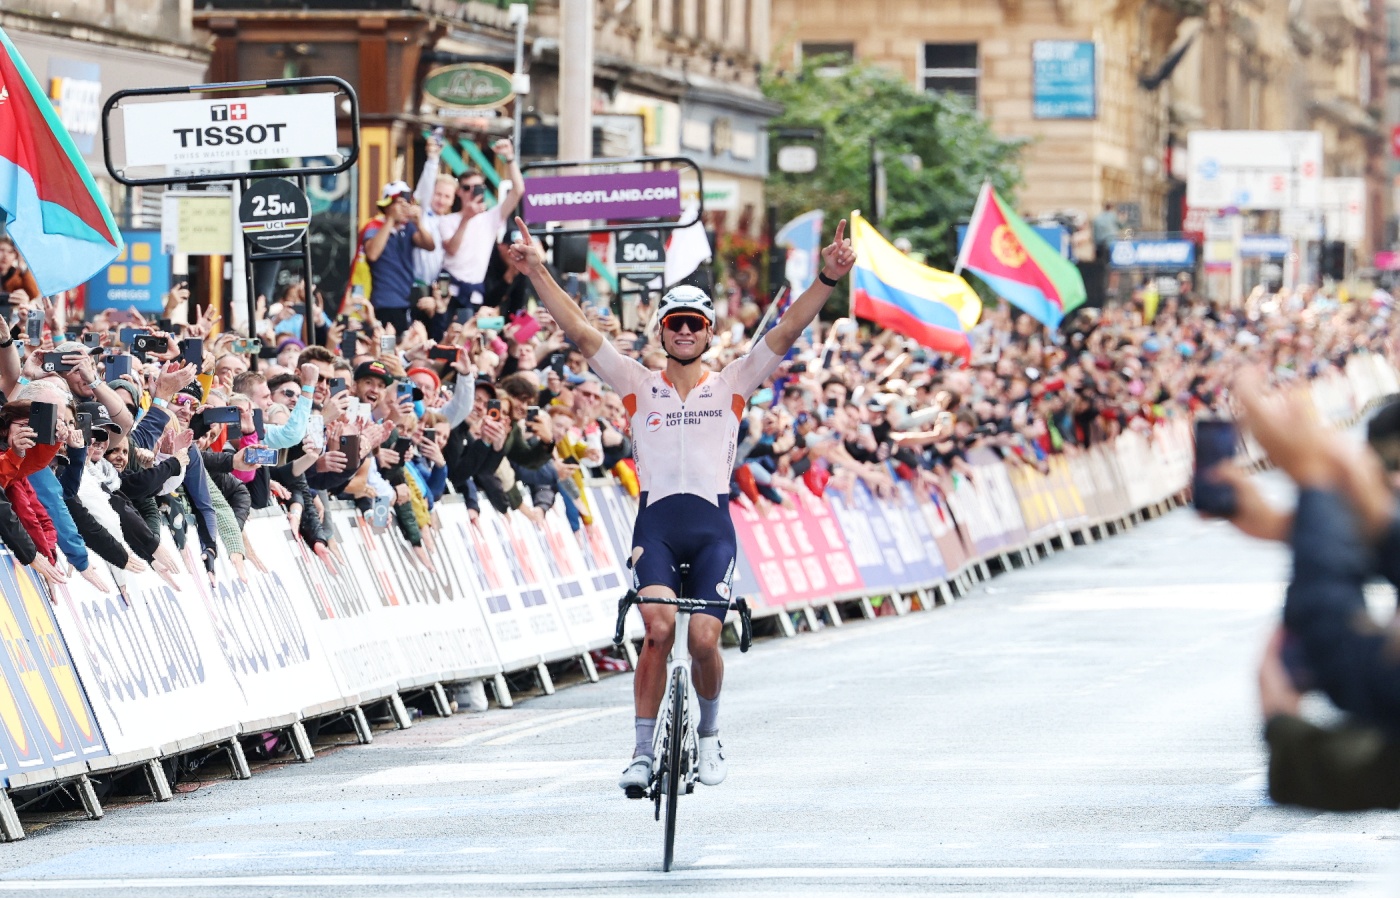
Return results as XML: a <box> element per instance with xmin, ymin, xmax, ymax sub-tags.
<box><xmin>662</xmin><ymin>667</ymin><xmax>686</xmax><ymax>872</ymax></box>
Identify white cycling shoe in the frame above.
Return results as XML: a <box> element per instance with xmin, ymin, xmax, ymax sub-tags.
<box><xmin>697</xmin><ymin>735</ymin><xmax>727</xmax><ymax>786</ymax></box>
<box><xmin>619</xmin><ymin>756</ymin><xmax>653</xmax><ymax>798</ymax></box>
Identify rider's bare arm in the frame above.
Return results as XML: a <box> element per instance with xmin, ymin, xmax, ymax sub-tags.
<box><xmin>764</xmin><ymin>218</ymin><xmax>857</xmax><ymax>357</ymax></box>
<box><xmin>507</xmin><ymin>217</ymin><xmax>604</xmax><ymax>357</ymax></box>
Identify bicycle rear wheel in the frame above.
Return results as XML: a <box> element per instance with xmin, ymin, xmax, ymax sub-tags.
<box><xmin>662</xmin><ymin>667</ymin><xmax>686</xmax><ymax>872</ymax></box>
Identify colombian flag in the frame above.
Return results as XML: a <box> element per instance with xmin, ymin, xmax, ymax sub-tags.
<box><xmin>955</xmin><ymin>183</ymin><xmax>1085</xmax><ymax>329</ymax></box>
<box><xmin>850</xmin><ymin>214</ymin><xmax>981</xmax><ymax>356</ymax></box>
<box><xmin>0</xmin><ymin>27</ymin><xmax>122</xmax><ymax>296</ymax></box>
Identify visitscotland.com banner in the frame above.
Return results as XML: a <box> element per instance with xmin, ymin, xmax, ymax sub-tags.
<box><xmin>521</xmin><ymin>170</ymin><xmax>682</xmax><ymax>224</ymax></box>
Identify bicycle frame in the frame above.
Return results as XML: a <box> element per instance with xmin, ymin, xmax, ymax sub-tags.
<box><xmin>652</xmin><ymin>608</ymin><xmax>697</xmax><ymax>797</ymax></box>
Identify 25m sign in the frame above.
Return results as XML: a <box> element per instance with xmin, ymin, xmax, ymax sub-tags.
<box><xmin>121</xmin><ymin>93</ymin><xmax>339</xmax><ymax>168</ymax></box>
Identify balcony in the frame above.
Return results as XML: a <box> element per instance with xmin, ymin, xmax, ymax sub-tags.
<box><xmin>10</xmin><ymin>0</ymin><xmax>189</xmax><ymax>44</ymax></box>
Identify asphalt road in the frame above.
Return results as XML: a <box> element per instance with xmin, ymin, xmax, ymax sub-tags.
<box><xmin>4</xmin><ymin>482</ymin><xmax>1400</xmax><ymax>897</ymax></box>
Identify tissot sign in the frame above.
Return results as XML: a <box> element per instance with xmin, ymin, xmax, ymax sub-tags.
<box><xmin>121</xmin><ymin>93</ymin><xmax>339</xmax><ymax>168</ymax></box>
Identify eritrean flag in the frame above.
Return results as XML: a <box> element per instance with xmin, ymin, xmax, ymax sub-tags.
<box><xmin>955</xmin><ymin>183</ymin><xmax>1085</xmax><ymax>329</ymax></box>
<box><xmin>850</xmin><ymin>213</ymin><xmax>981</xmax><ymax>356</ymax></box>
<box><xmin>0</xmin><ymin>27</ymin><xmax>122</xmax><ymax>296</ymax></box>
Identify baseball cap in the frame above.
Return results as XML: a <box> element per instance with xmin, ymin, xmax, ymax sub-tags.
<box><xmin>76</xmin><ymin>401</ymin><xmax>118</xmax><ymax>434</ymax></box>
<box><xmin>377</xmin><ymin>181</ymin><xmax>413</xmax><ymax>208</ymax></box>
<box><xmin>353</xmin><ymin>359</ymin><xmax>395</xmax><ymax>385</ymax></box>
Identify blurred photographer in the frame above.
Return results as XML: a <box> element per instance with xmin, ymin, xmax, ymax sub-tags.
<box><xmin>1212</xmin><ymin>378</ymin><xmax>1400</xmax><ymax>810</ymax></box>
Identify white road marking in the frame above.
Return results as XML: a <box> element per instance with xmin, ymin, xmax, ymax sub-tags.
<box><xmin>437</xmin><ymin>709</ymin><xmax>602</xmax><ymax>748</ymax></box>
<box><xmin>483</xmin><ymin>707</ymin><xmax>629</xmax><ymax>745</ymax></box>
<box><xmin>0</xmin><ymin>867</ymin><xmax>1377</xmax><ymax>891</ymax></box>
<box><xmin>346</xmin><ymin>759</ymin><xmax>617</xmax><ymax>786</ymax></box>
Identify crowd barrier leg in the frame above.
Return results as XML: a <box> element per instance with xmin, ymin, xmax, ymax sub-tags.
<box><xmin>428</xmin><ymin>683</ymin><xmax>453</xmax><ymax>718</ymax></box>
<box><xmin>825</xmin><ymin>600</ymin><xmax>845</xmax><ymax>626</ymax></box>
<box><xmin>776</xmin><ymin>611</ymin><xmax>800</xmax><ymax>636</ymax></box>
<box><xmin>351</xmin><ymin>706</ymin><xmax>375</xmax><ymax>744</ymax></box>
<box><xmin>76</xmin><ymin>775</ymin><xmax>103</xmax><ymax>821</ymax></box>
<box><xmin>618</xmin><ymin>638</ymin><xmax>639</xmax><ymax>669</ymax></box>
<box><xmin>226</xmin><ymin>738</ymin><xmax>252</xmax><ymax>780</ymax></box>
<box><xmin>580</xmin><ymin>652</ymin><xmax>601</xmax><ymax>684</ymax></box>
<box><xmin>858</xmin><ymin>597</ymin><xmax>877</xmax><ymax>620</ymax></box>
<box><xmin>536</xmin><ymin>662</ymin><xmax>556</xmax><ymax>696</ymax></box>
<box><xmin>799</xmin><ymin>605</ymin><xmax>825</xmax><ymax>631</ymax></box>
<box><xmin>144</xmin><ymin>760</ymin><xmax>174</xmax><ymax>801</ymax></box>
<box><xmin>491</xmin><ymin>673</ymin><xmax>515</xmax><ymax>709</ymax></box>
<box><xmin>289</xmin><ymin>722</ymin><xmax>316</xmax><ymax>763</ymax></box>
<box><xmin>934</xmin><ymin>581</ymin><xmax>954</xmax><ymax>605</ymax></box>
<box><xmin>977</xmin><ymin>560</ymin><xmax>991</xmax><ymax>581</ymax></box>
<box><xmin>389</xmin><ymin>693</ymin><xmax>415</xmax><ymax>730</ymax></box>
<box><xmin>1</xmin><ymin>792</ymin><xmax>24</xmax><ymax>842</ymax></box>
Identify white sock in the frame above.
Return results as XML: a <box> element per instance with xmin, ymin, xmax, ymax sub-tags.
<box><xmin>634</xmin><ymin>717</ymin><xmax>656</xmax><ymax>759</ymax></box>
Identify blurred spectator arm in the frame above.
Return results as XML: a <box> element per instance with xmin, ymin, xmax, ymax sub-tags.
<box><xmin>62</xmin><ymin>494</ymin><xmax>130</xmax><ymax>570</ymax></box>
<box><xmin>29</xmin><ymin>469</ymin><xmax>89</xmax><ymax>572</ymax></box>
<box><xmin>264</xmin><ymin>394</ymin><xmax>313</xmax><ymax>450</ymax></box>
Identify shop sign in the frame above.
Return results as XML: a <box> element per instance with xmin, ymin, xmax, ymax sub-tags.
<box><xmin>422</xmin><ymin>64</ymin><xmax>514</xmax><ymax>111</ymax></box>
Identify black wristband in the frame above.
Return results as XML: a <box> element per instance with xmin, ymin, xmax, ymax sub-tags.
<box><xmin>817</xmin><ymin>270</ymin><xmax>840</xmax><ymax>288</ymax></box>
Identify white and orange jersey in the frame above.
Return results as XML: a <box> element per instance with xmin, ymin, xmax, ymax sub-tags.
<box><xmin>587</xmin><ymin>338</ymin><xmax>783</xmax><ymax>507</ymax></box>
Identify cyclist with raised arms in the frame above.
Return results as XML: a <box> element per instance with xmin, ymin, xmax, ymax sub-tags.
<box><xmin>506</xmin><ymin>215</ymin><xmax>856</xmax><ymax>796</ymax></box>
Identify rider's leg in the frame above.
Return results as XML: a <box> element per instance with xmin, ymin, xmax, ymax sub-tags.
<box><xmin>632</xmin><ymin>588</ymin><xmax>677</xmax><ymax>757</ymax></box>
<box><xmin>688</xmin><ymin>615</ymin><xmax>724</xmax><ymax>736</ymax></box>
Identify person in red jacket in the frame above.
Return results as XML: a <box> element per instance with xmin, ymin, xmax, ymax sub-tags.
<box><xmin>0</xmin><ymin>400</ymin><xmax>64</xmax><ymax>572</ymax></box>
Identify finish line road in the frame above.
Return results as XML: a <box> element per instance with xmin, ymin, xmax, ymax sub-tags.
<box><xmin>4</xmin><ymin>496</ymin><xmax>1399</xmax><ymax>897</ymax></box>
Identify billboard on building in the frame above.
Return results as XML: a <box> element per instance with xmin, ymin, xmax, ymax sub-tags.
<box><xmin>1032</xmin><ymin>41</ymin><xmax>1097</xmax><ymax>120</ymax></box>
<box><xmin>1186</xmin><ymin>131</ymin><xmax>1323</xmax><ymax>211</ymax></box>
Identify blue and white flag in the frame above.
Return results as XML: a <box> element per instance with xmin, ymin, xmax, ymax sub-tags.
<box><xmin>775</xmin><ymin>209</ymin><xmax>824</xmax><ymax>296</ymax></box>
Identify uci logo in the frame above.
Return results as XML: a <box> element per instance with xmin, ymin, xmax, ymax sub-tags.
<box><xmin>645</xmin><ymin>412</ymin><xmax>663</xmax><ymax>432</ymax></box>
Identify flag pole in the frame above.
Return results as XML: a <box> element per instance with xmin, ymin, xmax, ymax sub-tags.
<box><xmin>745</xmin><ymin>285</ymin><xmax>785</xmax><ymax>353</ymax></box>
<box><xmin>849</xmin><ymin>209</ymin><xmax>861</xmax><ymax>321</ymax></box>
<box><xmin>953</xmin><ymin>181</ymin><xmax>992</xmax><ymax>277</ymax></box>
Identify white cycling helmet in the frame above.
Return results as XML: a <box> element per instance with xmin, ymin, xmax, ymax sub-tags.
<box><xmin>655</xmin><ymin>285</ymin><xmax>716</xmax><ymax>329</ymax></box>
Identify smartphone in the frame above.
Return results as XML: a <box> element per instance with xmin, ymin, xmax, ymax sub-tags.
<box><xmin>510</xmin><ymin>311</ymin><xmax>541</xmax><ymax>343</ymax></box>
<box><xmin>157</xmin><ymin>318</ymin><xmax>173</xmax><ymax>334</ymax></box>
<box><xmin>393</xmin><ymin>436</ymin><xmax>413</xmax><ymax>458</ymax></box>
<box><xmin>30</xmin><ymin>401</ymin><xmax>57</xmax><ymax>445</ymax></box>
<box><xmin>25</xmin><ymin>315</ymin><xmax>42</xmax><ymax>344</ymax></box>
<box><xmin>203</xmin><ymin>406</ymin><xmax>241</xmax><ymax>426</ymax></box>
<box><xmin>76</xmin><ymin>412</ymin><xmax>93</xmax><ymax>447</ymax></box>
<box><xmin>471</xmin><ymin>183</ymin><xmax>485</xmax><ymax>199</ymax></box>
<box><xmin>132</xmin><ymin>333</ymin><xmax>169</xmax><ymax>355</ymax></box>
<box><xmin>251</xmin><ymin>408</ymin><xmax>265</xmax><ymax>439</ymax></box>
<box><xmin>476</xmin><ymin>315</ymin><xmax>505</xmax><ymax>331</ymax></box>
<box><xmin>104</xmin><ymin>354</ymin><xmax>133</xmax><ymax>381</ymax></box>
<box><xmin>118</xmin><ymin>327</ymin><xmax>147</xmax><ymax>347</ymax></box>
<box><xmin>526</xmin><ymin>405</ymin><xmax>540</xmax><ymax>422</ymax></box>
<box><xmin>396</xmin><ymin>382</ymin><xmax>416</xmax><ymax>403</ymax></box>
<box><xmin>328</xmin><ymin>376</ymin><xmax>348</xmax><ymax>397</ymax></box>
<box><xmin>340</xmin><ymin>329</ymin><xmax>360</xmax><ymax>361</ymax></box>
<box><xmin>379</xmin><ymin>333</ymin><xmax>396</xmax><ymax>353</ymax></box>
<box><xmin>180</xmin><ymin>338</ymin><xmax>204</xmax><ymax>368</ymax></box>
<box><xmin>428</xmin><ymin>345</ymin><xmax>457</xmax><ymax>363</ymax></box>
<box><xmin>423</xmin><ymin>427</ymin><xmax>437</xmax><ymax>443</ymax></box>
<box><xmin>40</xmin><ymin>352</ymin><xmax>75</xmax><ymax>374</ymax></box>
<box><xmin>437</xmin><ymin>273</ymin><xmax>454</xmax><ymax>297</ymax></box>
<box><xmin>453</xmin><ymin>306</ymin><xmax>474</xmax><ymax>326</ymax></box>
<box><xmin>339</xmin><ymin>434</ymin><xmax>361</xmax><ymax>463</ymax></box>
<box><xmin>245</xmin><ymin>447</ymin><xmax>278</xmax><ymax>466</ymax></box>
<box><xmin>232</xmin><ymin>337</ymin><xmax>262</xmax><ymax>355</ymax></box>
<box><xmin>486</xmin><ymin>399</ymin><xmax>503</xmax><ymax>420</ymax></box>
<box><xmin>1192</xmin><ymin>418</ymin><xmax>1239</xmax><ymax>517</ymax></box>
<box><xmin>82</xmin><ymin>332</ymin><xmax>103</xmax><ymax>350</ymax></box>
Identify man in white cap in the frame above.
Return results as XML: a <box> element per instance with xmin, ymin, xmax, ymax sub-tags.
<box><xmin>363</xmin><ymin>180</ymin><xmax>436</xmax><ymax>336</ymax></box>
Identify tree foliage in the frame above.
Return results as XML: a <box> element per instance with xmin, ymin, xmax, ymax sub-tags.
<box><xmin>763</xmin><ymin>60</ymin><xmax>1025</xmax><ymax>278</ymax></box>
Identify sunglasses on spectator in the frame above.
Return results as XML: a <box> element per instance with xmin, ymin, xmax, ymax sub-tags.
<box><xmin>275</xmin><ymin>387</ymin><xmax>301</xmax><ymax>401</ymax></box>
<box><xmin>662</xmin><ymin>313</ymin><xmax>708</xmax><ymax>334</ymax></box>
<box><xmin>172</xmin><ymin>395</ymin><xmax>198</xmax><ymax>407</ymax></box>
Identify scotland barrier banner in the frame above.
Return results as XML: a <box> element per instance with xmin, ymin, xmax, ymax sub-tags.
<box><xmin>0</xmin><ymin>559</ymin><xmax>107</xmax><ymax>786</ymax></box>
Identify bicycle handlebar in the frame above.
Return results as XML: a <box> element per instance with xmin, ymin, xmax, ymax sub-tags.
<box><xmin>613</xmin><ymin>590</ymin><xmax>753</xmax><ymax>653</ymax></box>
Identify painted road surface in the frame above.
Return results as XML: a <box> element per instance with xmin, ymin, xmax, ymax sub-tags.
<box><xmin>3</xmin><ymin>482</ymin><xmax>1399</xmax><ymax>896</ymax></box>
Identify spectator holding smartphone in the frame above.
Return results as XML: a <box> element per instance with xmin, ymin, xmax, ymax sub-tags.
<box><xmin>363</xmin><ymin>182</ymin><xmax>436</xmax><ymax>336</ymax></box>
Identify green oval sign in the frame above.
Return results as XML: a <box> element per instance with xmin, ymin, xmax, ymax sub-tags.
<box><xmin>422</xmin><ymin>64</ymin><xmax>514</xmax><ymax>110</ymax></box>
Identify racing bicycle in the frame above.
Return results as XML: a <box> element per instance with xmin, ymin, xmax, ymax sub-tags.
<box><xmin>613</xmin><ymin>587</ymin><xmax>753</xmax><ymax>872</ymax></box>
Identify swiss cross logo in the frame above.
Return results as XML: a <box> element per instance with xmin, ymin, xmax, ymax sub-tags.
<box><xmin>230</xmin><ymin>103</ymin><xmax>248</xmax><ymax>120</ymax></box>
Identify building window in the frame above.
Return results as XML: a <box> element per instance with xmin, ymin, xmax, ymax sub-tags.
<box><xmin>799</xmin><ymin>41</ymin><xmax>855</xmax><ymax>75</ymax></box>
<box><xmin>921</xmin><ymin>43</ymin><xmax>979</xmax><ymax>103</ymax></box>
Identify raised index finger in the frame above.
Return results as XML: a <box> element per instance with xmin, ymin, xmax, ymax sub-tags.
<box><xmin>833</xmin><ymin>218</ymin><xmax>847</xmax><ymax>244</ymax></box>
<box><xmin>513</xmin><ymin>216</ymin><xmax>533</xmax><ymax>244</ymax></box>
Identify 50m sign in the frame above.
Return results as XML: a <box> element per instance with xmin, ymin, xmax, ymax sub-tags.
<box><xmin>121</xmin><ymin>93</ymin><xmax>340</xmax><ymax>168</ymax></box>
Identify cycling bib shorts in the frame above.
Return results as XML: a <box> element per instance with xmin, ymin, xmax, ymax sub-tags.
<box><xmin>630</xmin><ymin>492</ymin><xmax>736</xmax><ymax>621</ymax></box>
